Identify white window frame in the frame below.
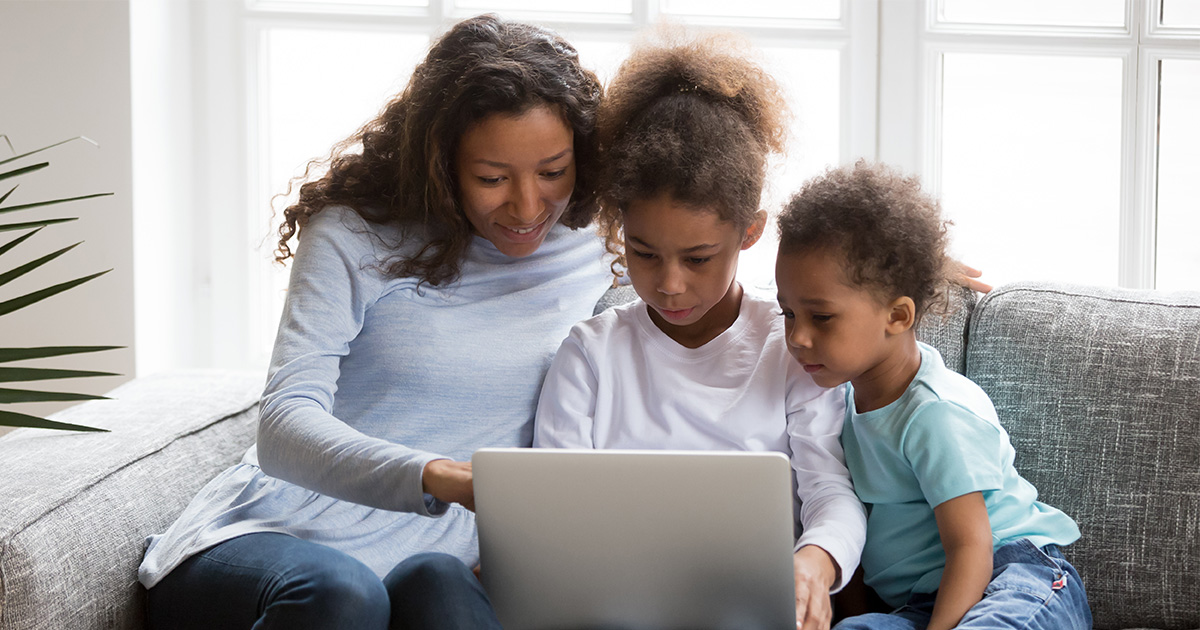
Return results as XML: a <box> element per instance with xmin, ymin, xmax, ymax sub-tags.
<box><xmin>877</xmin><ymin>0</ymin><xmax>1199</xmax><ymax>290</ymax></box>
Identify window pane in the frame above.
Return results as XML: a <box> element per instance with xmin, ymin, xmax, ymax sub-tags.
<box><xmin>1154</xmin><ymin>59</ymin><xmax>1200</xmax><ymax>291</ymax></box>
<box><xmin>257</xmin><ymin>28</ymin><xmax>430</xmax><ymax>363</ymax></box>
<box><xmin>252</xmin><ymin>0</ymin><xmax>428</xmax><ymax>10</ymax></box>
<box><xmin>938</xmin><ymin>0</ymin><xmax>1126</xmax><ymax>27</ymax></box>
<box><xmin>456</xmin><ymin>0</ymin><xmax>632</xmax><ymax>13</ymax></box>
<box><xmin>567</xmin><ymin>38</ymin><xmax>632</xmax><ymax>85</ymax></box>
<box><xmin>741</xmin><ymin>47</ymin><xmax>841</xmax><ymax>292</ymax></box>
<box><xmin>660</xmin><ymin>0</ymin><xmax>840</xmax><ymax>21</ymax></box>
<box><xmin>940</xmin><ymin>53</ymin><xmax>1123</xmax><ymax>288</ymax></box>
<box><xmin>1160</xmin><ymin>0</ymin><xmax>1200</xmax><ymax>27</ymax></box>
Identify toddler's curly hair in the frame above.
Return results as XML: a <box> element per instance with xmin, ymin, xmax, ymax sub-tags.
<box><xmin>595</xmin><ymin>28</ymin><xmax>789</xmax><ymax>277</ymax></box>
<box><xmin>778</xmin><ymin>161</ymin><xmax>951</xmax><ymax>320</ymax></box>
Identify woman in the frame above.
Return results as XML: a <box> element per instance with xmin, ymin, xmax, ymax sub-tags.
<box><xmin>138</xmin><ymin>14</ymin><xmax>611</xmax><ymax>629</ymax></box>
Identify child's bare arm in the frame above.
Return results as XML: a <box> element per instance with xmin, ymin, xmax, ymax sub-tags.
<box><xmin>927</xmin><ymin>492</ymin><xmax>993</xmax><ymax>630</ymax></box>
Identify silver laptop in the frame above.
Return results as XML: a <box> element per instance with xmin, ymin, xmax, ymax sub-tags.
<box><xmin>472</xmin><ymin>448</ymin><xmax>797</xmax><ymax>630</ymax></box>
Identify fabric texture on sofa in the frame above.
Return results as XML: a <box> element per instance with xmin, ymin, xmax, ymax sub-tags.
<box><xmin>965</xmin><ymin>282</ymin><xmax>1200</xmax><ymax>630</ymax></box>
<box><xmin>0</xmin><ymin>371</ymin><xmax>262</xmax><ymax>630</ymax></box>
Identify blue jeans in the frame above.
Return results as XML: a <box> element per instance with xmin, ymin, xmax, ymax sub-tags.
<box><xmin>146</xmin><ymin>532</ymin><xmax>502</xmax><ymax>630</ymax></box>
<box><xmin>834</xmin><ymin>539</ymin><xmax>1092</xmax><ymax>630</ymax></box>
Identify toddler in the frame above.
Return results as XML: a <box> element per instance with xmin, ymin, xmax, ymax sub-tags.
<box><xmin>775</xmin><ymin>161</ymin><xmax>1091</xmax><ymax>630</ymax></box>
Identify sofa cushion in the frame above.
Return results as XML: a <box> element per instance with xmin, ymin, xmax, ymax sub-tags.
<box><xmin>915</xmin><ymin>285</ymin><xmax>976</xmax><ymax>375</ymax></box>
<box><xmin>0</xmin><ymin>370</ymin><xmax>262</xmax><ymax>630</ymax></box>
<box><xmin>965</xmin><ymin>282</ymin><xmax>1200</xmax><ymax>630</ymax></box>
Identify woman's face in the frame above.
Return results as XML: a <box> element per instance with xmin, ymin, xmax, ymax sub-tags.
<box><xmin>455</xmin><ymin>105</ymin><xmax>576</xmax><ymax>258</ymax></box>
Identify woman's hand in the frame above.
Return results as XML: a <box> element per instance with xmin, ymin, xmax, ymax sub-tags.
<box><xmin>421</xmin><ymin>459</ymin><xmax>475</xmax><ymax>511</ymax></box>
<box><xmin>950</xmin><ymin>260</ymin><xmax>993</xmax><ymax>293</ymax></box>
<box><xmin>793</xmin><ymin>545</ymin><xmax>838</xmax><ymax>630</ymax></box>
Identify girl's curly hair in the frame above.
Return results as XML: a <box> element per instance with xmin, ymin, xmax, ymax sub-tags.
<box><xmin>273</xmin><ymin>14</ymin><xmax>603</xmax><ymax>286</ymax></box>
<box><xmin>594</xmin><ymin>29</ymin><xmax>789</xmax><ymax>277</ymax></box>
<box><xmin>777</xmin><ymin>160</ymin><xmax>952</xmax><ymax>321</ymax></box>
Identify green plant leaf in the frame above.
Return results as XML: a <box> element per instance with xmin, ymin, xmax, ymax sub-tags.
<box><xmin>0</xmin><ymin>162</ymin><xmax>48</xmax><ymax>183</ymax></box>
<box><xmin>0</xmin><ymin>192</ymin><xmax>112</xmax><ymax>214</ymax></box>
<box><xmin>0</xmin><ymin>346</ymin><xmax>122</xmax><ymax>363</ymax></box>
<box><xmin>0</xmin><ymin>227</ymin><xmax>43</xmax><ymax>257</ymax></box>
<box><xmin>0</xmin><ymin>136</ymin><xmax>99</xmax><ymax>167</ymax></box>
<box><xmin>0</xmin><ymin>269</ymin><xmax>110</xmax><ymax>316</ymax></box>
<box><xmin>0</xmin><ymin>409</ymin><xmax>108</xmax><ymax>432</ymax></box>
<box><xmin>0</xmin><ymin>218</ymin><xmax>77</xmax><ymax>233</ymax></box>
<box><xmin>0</xmin><ymin>242</ymin><xmax>81</xmax><ymax>288</ymax></box>
<box><xmin>0</xmin><ymin>186</ymin><xmax>15</xmax><ymax>205</ymax></box>
<box><xmin>0</xmin><ymin>366</ymin><xmax>119</xmax><ymax>382</ymax></box>
<box><xmin>0</xmin><ymin>387</ymin><xmax>109</xmax><ymax>403</ymax></box>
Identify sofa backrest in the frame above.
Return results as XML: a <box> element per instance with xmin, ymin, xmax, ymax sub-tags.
<box><xmin>915</xmin><ymin>285</ymin><xmax>976</xmax><ymax>374</ymax></box>
<box><xmin>965</xmin><ymin>281</ymin><xmax>1200</xmax><ymax>630</ymax></box>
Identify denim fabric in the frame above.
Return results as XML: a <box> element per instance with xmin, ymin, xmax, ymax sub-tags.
<box><xmin>834</xmin><ymin>539</ymin><xmax>1092</xmax><ymax>630</ymax></box>
<box><xmin>146</xmin><ymin>533</ymin><xmax>501</xmax><ymax>630</ymax></box>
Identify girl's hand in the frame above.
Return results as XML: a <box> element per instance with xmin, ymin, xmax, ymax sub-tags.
<box><xmin>950</xmin><ymin>260</ymin><xmax>993</xmax><ymax>293</ymax></box>
<box><xmin>421</xmin><ymin>459</ymin><xmax>475</xmax><ymax>511</ymax></box>
<box><xmin>792</xmin><ymin>545</ymin><xmax>838</xmax><ymax>630</ymax></box>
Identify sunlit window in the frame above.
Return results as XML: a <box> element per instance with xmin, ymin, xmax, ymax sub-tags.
<box><xmin>939</xmin><ymin>53</ymin><xmax>1124</xmax><ymax>287</ymax></box>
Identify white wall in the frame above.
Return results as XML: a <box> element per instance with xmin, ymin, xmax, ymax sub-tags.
<box><xmin>0</xmin><ymin>0</ymin><xmax>135</xmax><ymax>423</ymax></box>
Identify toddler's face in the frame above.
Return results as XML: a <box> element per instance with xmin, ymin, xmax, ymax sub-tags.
<box><xmin>775</xmin><ymin>248</ymin><xmax>895</xmax><ymax>388</ymax></box>
<box><xmin>622</xmin><ymin>194</ymin><xmax>758</xmax><ymax>345</ymax></box>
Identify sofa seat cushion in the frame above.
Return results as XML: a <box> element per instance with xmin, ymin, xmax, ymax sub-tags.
<box><xmin>0</xmin><ymin>370</ymin><xmax>262</xmax><ymax>630</ymax></box>
<box><xmin>965</xmin><ymin>282</ymin><xmax>1200</xmax><ymax>630</ymax></box>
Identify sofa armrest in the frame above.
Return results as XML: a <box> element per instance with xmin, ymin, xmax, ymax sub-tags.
<box><xmin>0</xmin><ymin>370</ymin><xmax>262</xmax><ymax>630</ymax></box>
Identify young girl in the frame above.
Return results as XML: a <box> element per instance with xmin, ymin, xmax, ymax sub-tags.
<box><xmin>774</xmin><ymin>161</ymin><xmax>1091</xmax><ymax>630</ymax></box>
<box><xmin>533</xmin><ymin>32</ymin><xmax>866</xmax><ymax>630</ymax></box>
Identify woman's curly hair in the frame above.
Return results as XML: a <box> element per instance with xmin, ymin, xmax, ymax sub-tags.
<box><xmin>273</xmin><ymin>14</ymin><xmax>603</xmax><ymax>286</ymax></box>
<box><xmin>594</xmin><ymin>29</ymin><xmax>789</xmax><ymax>277</ymax></box>
<box><xmin>777</xmin><ymin>160</ymin><xmax>952</xmax><ymax>321</ymax></box>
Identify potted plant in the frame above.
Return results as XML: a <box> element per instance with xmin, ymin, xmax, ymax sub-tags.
<box><xmin>1</xmin><ymin>135</ymin><xmax>121</xmax><ymax>432</ymax></box>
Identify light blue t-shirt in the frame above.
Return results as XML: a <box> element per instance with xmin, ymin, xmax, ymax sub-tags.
<box><xmin>841</xmin><ymin>342</ymin><xmax>1080</xmax><ymax>608</ymax></box>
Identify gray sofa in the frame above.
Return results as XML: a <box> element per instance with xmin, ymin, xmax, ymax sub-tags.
<box><xmin>1</xmin><ymin>281</ymin><xmax>1197</xmax><ymax>630</ymax></box>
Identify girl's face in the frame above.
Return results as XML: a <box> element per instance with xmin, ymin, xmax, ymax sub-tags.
<box><xmin>623</xmin><ymin>194</ymin><xmax>764</xmax><ymax>347</ymax></box>
<box><xmin>455</xmin><ymin>104</ymin><xmax>576</xmax><ymax>258</ymax></box>
<box><xmin>774</xmin><ymin>248</ymin><xmax>896</xmax><ymax>389</ymax></box>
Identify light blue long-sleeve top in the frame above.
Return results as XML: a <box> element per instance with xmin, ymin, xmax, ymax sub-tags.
<box><xmin>138</xmin><ymin>206</ymin><xmax>612</xmax><ymax>587</ymax></box>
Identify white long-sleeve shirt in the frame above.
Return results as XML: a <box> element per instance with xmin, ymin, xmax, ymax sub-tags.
<box><xmin>534</xmin><ymin>290</ymin><xmax>867</xmax><ymax>590</ymax></box>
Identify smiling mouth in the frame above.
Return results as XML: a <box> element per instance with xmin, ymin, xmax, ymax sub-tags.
<box><xmin>499</xmin><ymin>218</ymin><xmax>547</xmax><ymax>241</ymax></box>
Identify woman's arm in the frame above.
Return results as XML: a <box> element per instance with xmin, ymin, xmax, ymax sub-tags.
<box><xmin>256</xmin><ymin>208</ymin><xmax>451</xmax><ymax>515</ymax></box>
<box><xmin>927</xmin><ymin>492</ymin><xmax>994</xmax><ymax>630</ymax></box>
<box><xmin>950</xmin><ymin>261</ymin><xmax>993</xmax><ymax>293</ymax></box>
